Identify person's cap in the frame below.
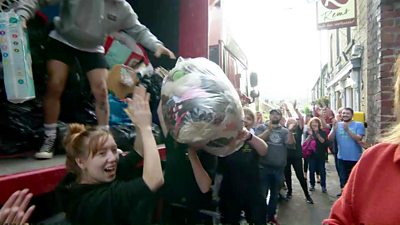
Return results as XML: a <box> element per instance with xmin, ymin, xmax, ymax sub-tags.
<box><xmin>269</xmin><ymin>109</ymin><xmax>282</xmax><ymax>115</ymax></box>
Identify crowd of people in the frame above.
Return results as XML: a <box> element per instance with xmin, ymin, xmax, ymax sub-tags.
<box><xmin>0</xmin><ymin>98</ymin><xmax>371</xmax><ymax>225</ymax></box>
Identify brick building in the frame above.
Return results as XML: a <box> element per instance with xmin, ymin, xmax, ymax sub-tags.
<box><xmin>313</xmin><ymin>0</ymin><xmax>400</xmax><ymax>144</ymax></box>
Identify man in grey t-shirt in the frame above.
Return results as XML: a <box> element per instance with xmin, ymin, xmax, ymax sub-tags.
<box><xmin>256</xmin><ymin>109</ymin><xmax>295</xmax><ymax>224</ymax></box>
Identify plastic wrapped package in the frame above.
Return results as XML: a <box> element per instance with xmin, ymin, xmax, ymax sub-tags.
<box><xmin>104</xmin><ymin>32</ymin><xmax>149</xmax><ymax>67</ymax></box>
<box><xmin>0</xmin><ymin>11</ymin><xmax>35</xmax><ymax>103</ymax></box>
<box><xmin>161</xmin><ymin>57</ymin><xmax>244</xmax><ymax>157</ymax></box>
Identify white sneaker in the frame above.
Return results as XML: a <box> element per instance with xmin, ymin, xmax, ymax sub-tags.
<box><xmin>35</xmin><ymin>135</ymin><xmax>56</xmax><ymax>159</ymax></box>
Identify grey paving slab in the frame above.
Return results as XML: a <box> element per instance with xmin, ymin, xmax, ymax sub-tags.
<box><xmin>277</xmin><ymin>155</ymin><xmax>341</xmax><ymax>225</ymax></box>
<box><xmin>0</xmin><ymin>155</ymin><xmax>65</xmax><ymax>176</ymax></box>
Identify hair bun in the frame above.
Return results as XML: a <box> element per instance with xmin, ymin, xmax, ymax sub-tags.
<box><xmin>68</xmin><ymin>123</ymin><xmax>86</xmax><ymax>135</ymax></box>
<box><xmin>64</xmin><ymin>123</ymin><xmax>86</xmax><ymax>152</ymax></box>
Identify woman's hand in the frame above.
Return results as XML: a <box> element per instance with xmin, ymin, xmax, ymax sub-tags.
<box><xmin>125</xmin><ymin>85</ymin><xmax>152</xmax><ymax>130</ymax></box>
<box><xmin>287</xmin><ymin>122</ymin><xmax>296</xmax><ymax>132</ymax></box>
<box><xmin>0</xmin><ymin>189</ymin><xmax>35</xmax><ymax>225</ymax></box>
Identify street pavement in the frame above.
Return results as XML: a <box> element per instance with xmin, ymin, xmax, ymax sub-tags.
<box><xmin>277</xmin><ymin>154</ymin><xmax>341</xmax><ymax>225</ymax></box>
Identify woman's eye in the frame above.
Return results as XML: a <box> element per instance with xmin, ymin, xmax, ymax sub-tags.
<box><xmin>112</xmin><ymin>148</ymin><xmax>117</xmax><ymax>154</ymax></box>
<box><xmin>98</xmin><ymin>151</ymin><xmax>106</xmax><ymax>156</ymax></box>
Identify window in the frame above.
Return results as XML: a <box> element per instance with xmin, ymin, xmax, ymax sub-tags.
<box><xmin>336</xmin><ymin>91</ymin><xmax>342</xmax><ymax>109</ymax></box>
<box><xmin>345</xmin><ymin>87</ymin><xmax>353</xmax><ymax>108</ymax></box>
<box><xmin>209</xmin><ymin>45</ymin><xmax>220</xmax><ymax>66</ymax></box>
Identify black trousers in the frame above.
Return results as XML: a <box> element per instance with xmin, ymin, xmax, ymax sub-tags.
<box><xmin>219</xmin><ymin>192</ymin><xmax>266</xmax><ymax>225</ymax></box>
<box><xmin>303</xmin><ymin>158</ymin><xmax>320</xmax><ymax>176</ymax></box>
<box><xmin>285</xmin><ymin>156</ymin><xmax>310</xmax><ymax>198</ymax></box>
<box><xmin>161</xmin><ymin>203</ymin><xmax>214</xmax><ymax>225</ymax></box>
<box><xmin>338</xmin><ymin>159</ymin><xmax>358</xmax><ymax>188</ymax></box>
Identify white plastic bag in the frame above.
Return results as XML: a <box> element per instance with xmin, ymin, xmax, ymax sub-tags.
<box><xmin>161</xmin><ymin>57</ymin><xmax>244</xmax><ymax>157</ymax></box>
<box><xmin>0</xmin><ymin>11</ymin><xmax>35</xmax><ymax>103</ymax></box>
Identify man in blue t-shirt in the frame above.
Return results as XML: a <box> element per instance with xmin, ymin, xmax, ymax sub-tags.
<box><xmin>328</xmin><ymin>107</ymin><xmax>365</xmax><ymax>193</ymax></box>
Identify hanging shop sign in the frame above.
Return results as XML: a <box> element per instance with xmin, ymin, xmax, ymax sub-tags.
<box><xmin>317</xmin><ymin>0</ymin><xmax>357</xmax><ymax>30</ymax></box>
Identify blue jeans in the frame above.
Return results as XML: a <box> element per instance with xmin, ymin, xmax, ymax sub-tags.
<box><xmin>338</xmin><ymin>159</ymin><xmax>357</xmax><ymax>188</ymax></box>
<box><xmin>260</xmin><ymin>167</ymin><xmax>284</xmax><ymax>221</ymax></box>
<box><xmin>308</xmin><ymin>155</ymin><xmax>326</xmax><ymax>188</ymax></box>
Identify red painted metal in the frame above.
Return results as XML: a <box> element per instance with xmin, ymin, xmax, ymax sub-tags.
<box><xmin>0</xmin><ymin>147</ymin><xmax>167</xmax><ymax>205</ymax></box>
<box><xmin>179</xmin><ymin>0</ymin><xmax>209</xmax><ymax>58</ymax></box>
<box><xmin>0</xmin><ymin>165</ymin><xmax>67</xmax><ymax>205</ymax></box>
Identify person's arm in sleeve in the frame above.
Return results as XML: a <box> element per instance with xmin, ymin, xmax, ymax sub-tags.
<box><xmin>357</xmin><ymin>122</ymin><xmax>366</xmax><ymax>138</ymax></box>
<box><xmin>122</xmin><ymin>6</ymin><xmax>175</xmax><ymax>59</ymax></box>
<box><xmin>116</xmin><ymin>150</ymin><xmax>144</xmax><ymax>180</ymax></box>
<box><xmin>322</xmin><ymin>162</ymin><xmax>359</xmax><ymax>225</ymax></box>
<box><xmin>16</xmin><ymin>0</ymin><xmax>60</xmax><ymax>22</ymax></box>
<box><xmin>315</xmin><ymin>130</ymin><xmax>326</xmax><ymax>144</ymax></box>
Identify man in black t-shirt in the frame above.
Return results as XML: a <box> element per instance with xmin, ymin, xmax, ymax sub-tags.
<box><xmin>218</xmin><ymin>107</ymin><xmax>268</xmax><ymax>225</ymax></box>
<box><xmin>161</xmin><ymin>134</ymin><xmax>217</xmax><ymax>225</ymax></box>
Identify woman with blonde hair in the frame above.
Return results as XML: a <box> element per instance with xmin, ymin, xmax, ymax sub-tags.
<box><xmin>55</xmin><ymin>86</ymin><xmax>164</xmax><ymax>225</ymax></box>
<box><xmin>323</xmin><ymin>58</ymin><xmax>400</xmax><ymax>224</ymax></box>
<box><xmin>305</xmin><ymin>117</ymin><xmax>328</xmax><ymax>193</ymax></box>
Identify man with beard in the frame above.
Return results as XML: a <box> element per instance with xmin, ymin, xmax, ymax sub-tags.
<box><xmin>328</xmin><ymin>107</ymin><xmax>364</xmax><ymax>195</ymax></box>
<box><xmin>256</xmin><ymin>109</ymin><xmax>295</xmax><ymax>225</ymax></box>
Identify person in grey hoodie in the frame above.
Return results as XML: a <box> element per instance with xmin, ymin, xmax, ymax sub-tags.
<box><xmin>15</xmin><ymin>0</ymin><xmax>175</xmax><ymax>159</ymax></box>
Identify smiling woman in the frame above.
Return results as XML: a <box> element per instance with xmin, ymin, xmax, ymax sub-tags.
<box><xmin>63</xmin><ymin>124</ymin><xmax>120</xmax><ymax>184</ymax></box>
<box><xmin>55</xmin><ymin>86</ymin><xmax>164</xmax><ymax>225</ymax></box>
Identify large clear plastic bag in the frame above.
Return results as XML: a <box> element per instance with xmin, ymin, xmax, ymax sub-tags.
<box><xmin>161</xmin><ymin>57</ymin><xmax>244</xmax><ymax>157</ymax></box>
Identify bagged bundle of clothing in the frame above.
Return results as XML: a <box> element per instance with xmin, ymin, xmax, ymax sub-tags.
<box><xmin>160</xmin><ymin>57</ymin><xmax>243</xmax><ymax>157</ymax></box>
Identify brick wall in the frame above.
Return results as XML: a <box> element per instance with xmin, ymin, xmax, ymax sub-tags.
<box><xmin>366</xmin><ymin>0</ymin><xmax>400</xmax><ymax>144</ymax></box>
